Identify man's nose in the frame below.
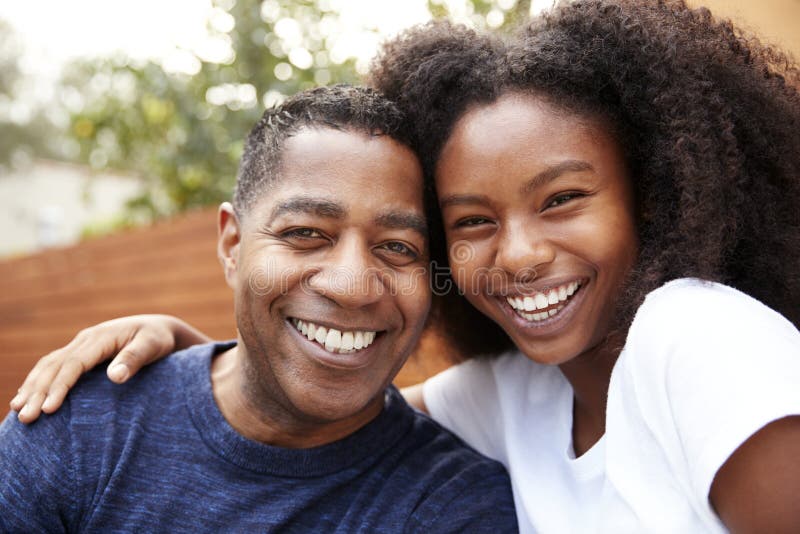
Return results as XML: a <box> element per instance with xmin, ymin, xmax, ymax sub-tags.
<box><xmin>305</xmin><ymin>236</ymin><xmax>383</xmax><ymax>308</ymax></box>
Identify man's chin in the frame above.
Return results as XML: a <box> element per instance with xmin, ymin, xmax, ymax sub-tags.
<box><xmin>285</xmin><ymin>384</ymin><xmax>386</xmax><ymax>425</ymax></box>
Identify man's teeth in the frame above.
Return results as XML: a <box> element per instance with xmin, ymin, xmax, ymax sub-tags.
<box><xmin>292</xmin><ymin>319</ymin><xmax>377</xmax><ymax>354</ymax></box>
<box><xmin>505</xmin><ymin>281</ymin><xmax>581</xmax><ymax>322</ymax></box>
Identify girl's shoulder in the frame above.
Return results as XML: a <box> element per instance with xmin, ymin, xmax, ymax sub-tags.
<box><xmin>608</xmin><ymin>280</ymin><xmax>800</xmax><ymax>530</ymax></box>
<box><xmin>619</xmin><ymin>277</ymin><xmax>800</xmax><ymax>388</ymax></box>
<box><xmin>630</xmin><ymin>277</ymin><xmax>798</xmax><ymax>343</ymax></box>
<box><xmin>642</xmin><ymin>277</ymin><xmax>771</xmax><ymax>310</ymax></box>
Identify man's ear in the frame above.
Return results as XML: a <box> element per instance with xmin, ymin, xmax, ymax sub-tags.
<box><xmin>217</xmin><ymin>202</ymin><xmax>241</xmax><ymax>289</ymax></box>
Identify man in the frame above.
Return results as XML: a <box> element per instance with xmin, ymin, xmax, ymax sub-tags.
<box><xmin>0</xmin><ymin>86</ymin><xmax>517</xmax><ymax>532</ymax></box>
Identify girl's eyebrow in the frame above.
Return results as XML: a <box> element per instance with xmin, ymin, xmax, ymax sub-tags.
<box><xmin>439</xmin><ymin>160</ymin><xmax>596</xmax><ymax>210</ymax></box>
<box><xmin>519</xmin><ymin>160</ymin><xmax>594</xmax><ymax>195</ymax></box>
<box><xmin>439</xmin><ymin>194</ymin><xmax>492</xmax><ymax>209</ymax></box>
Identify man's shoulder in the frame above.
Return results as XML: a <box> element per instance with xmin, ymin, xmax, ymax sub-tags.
<box><xmin>400</xmin><ymin>407</ymin><xmax>517</xmax><ymax>530</ymax></box>
<box><xmin>384</xmin><ymin>388</ymin><xmax>513</xmax><ymax>492</ymax></box>
<box><xmin>60</xmin><ymin>341</ymin><xmax>219</xmax><ymax>428</ymax></box>
<box><xmin>355</xmin><ymin>389</ymin><xmax>517</xmax><ymax>531</ymax></box>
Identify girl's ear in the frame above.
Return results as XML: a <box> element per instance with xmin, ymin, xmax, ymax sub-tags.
<box><xmin>217</xmin><ymin>202</ymin><xmax>241</xmax><ymax>289</ymax></box>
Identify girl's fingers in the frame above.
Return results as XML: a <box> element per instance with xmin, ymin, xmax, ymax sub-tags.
<box><xmin>12</xmin><ymin>328</ymin><xmax>110</xmax><ymax>423</ymax></box>
<box><xmin>12</xmin><ymin>351</ymin><xmax>65</xmax><ymax>421</ymax></box>
<box><xmin>11</xmin><ymin>315</ymin><xmax>187</xmax><ymax>423</ymax></box>
<box><xmin>41</xmin><ymin>358</ymin><xmax>90</xmax><ymax>414</ymax></box>
<box><xmin>106</xmin><ymin>332</ymin><xmax>167</xmax><ymax>384</ymax></box>
<box><xmin>17</xmin><ymin>392</ymin><xmax>47</xmax><ymax>424</ymax></box>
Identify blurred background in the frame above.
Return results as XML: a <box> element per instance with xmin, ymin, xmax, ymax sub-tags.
<box><xmin>1</xmin><ymin>0</ymin><xmax>799</xmax><ymax>404</ymax></box>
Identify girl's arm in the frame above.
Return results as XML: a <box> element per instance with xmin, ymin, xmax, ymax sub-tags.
<box><xmin>400</xmin><ymin>383</ymin><xmax>429</xmax><ymax>414</ymax></box>
<box><xmin>625</xmin><ymin>280</ymin><xmax>800</xmax><ymax>532</ymax></box>
<box><xmin>710</xmin><ymin>415</ymin><xmax>800</xmax><ymax>533</ymax></box>
<box><xmin>10</xmin><ymin>315</ymin><xmax>211</xmax><ymax>423</ymax></box>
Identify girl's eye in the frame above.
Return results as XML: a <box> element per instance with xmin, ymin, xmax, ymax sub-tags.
<box><xmin>455</xmin><ymin>216</ymin><xmax>491</xmax><ymax>228</ymax></box>
<box><xmin>546</xmin><ymin>192</ymin><xmax>584</xmax><ymax>209</ymax></box>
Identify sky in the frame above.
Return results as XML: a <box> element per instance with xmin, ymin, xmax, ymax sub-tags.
<box><xmin>0</xmin><ymin>0</ymin><xmax>554</xmax><ymax>120</ymax></box>
<box><xmin>0</xmin><ymin>1</ymin><xmax>554</xmax><ymax>74</ymax></box>
<box><xmin>0</xmin><ymin>0</ymin><xmax>437</xmax><ymax>89</ymax></box>
<box><xmin>0</xmin><ymin>1</ymin><xmax>456</xmax><ymax>77</ymax></box>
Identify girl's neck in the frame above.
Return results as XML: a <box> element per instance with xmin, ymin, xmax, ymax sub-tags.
<box><xmin>558</xmin><ymin>332</ymin><xmax>624</xmax><ymax>456</ymax></box>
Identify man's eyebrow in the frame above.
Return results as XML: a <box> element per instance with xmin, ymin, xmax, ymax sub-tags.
<box><xmin>520</xmin><ymin>160</ymin><xmax>594</xmax><ymax>195</ymax></box>
<box><xmin>375</xmin><ymin>211</ymin><xmax>428</xmax><ymax>238</ymax></box>
<box><xmin>267</xmin><ymin>197</ymin><xmax>346</xmax><ymax>224</ymax></box>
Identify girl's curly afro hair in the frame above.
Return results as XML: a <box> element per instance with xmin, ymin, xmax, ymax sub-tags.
<box><xmin>370</xmin><ymin>0</ymin><xmax>800</xmax><ymax>358</ymax></box>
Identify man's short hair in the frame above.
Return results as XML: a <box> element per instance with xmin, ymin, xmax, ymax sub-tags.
<box><xmin>233</xmin><ymin>84</ymin><xmax>413</xmax><ymax>215</ymax></box>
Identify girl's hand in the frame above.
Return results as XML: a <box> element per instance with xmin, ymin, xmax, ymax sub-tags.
<box><xmin>9</xmin><ymin>315</ymin><xmax>211</xmax><ymax>424</ymax></box>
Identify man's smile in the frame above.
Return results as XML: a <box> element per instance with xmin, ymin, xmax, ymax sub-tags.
<box><xmin>286</xmin><ymin>317</ymin><xmax>385</xmax><ymax>371</ymax></box>
<box><xmin>289</xmin><ymin>317</ymin><xmax>380</xmax><ymax>354</ymax></box>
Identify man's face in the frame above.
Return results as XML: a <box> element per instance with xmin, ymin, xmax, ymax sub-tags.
<box><xmin>222</xmin><ymin>127</ymin><xmax>430</xmax><ymax>426</ymax></box>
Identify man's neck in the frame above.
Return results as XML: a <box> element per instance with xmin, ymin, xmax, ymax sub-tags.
<box><xmin>210</xmin><ymin>346</ymin><xmax>384</xmax><ymax>448</ymax></box>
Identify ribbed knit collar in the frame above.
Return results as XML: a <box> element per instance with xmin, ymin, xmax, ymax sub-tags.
<box><xmin>179</xmin><ymin>341</ymin><xmax>414</xmax><ymax>478</ymax></box>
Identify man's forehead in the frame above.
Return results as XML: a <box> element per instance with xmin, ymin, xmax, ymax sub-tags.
<box><xmin>280</xmin><ymin>127</ymin><xmax>420</xmax><ymax>177</ymax></box>
<box><xmin>246</xmin><ymin>126</ymin><xmax>426</xmax><ymax>231</ymax></box>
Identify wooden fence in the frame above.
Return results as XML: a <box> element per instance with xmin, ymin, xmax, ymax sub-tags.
<box><xmin>0</xmin><ymin>209</ymin><xmax>454</xmax><ymax>407</ymax></box>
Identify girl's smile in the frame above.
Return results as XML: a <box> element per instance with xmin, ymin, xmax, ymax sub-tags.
<box><xmin>498</xmin><ymin>277</ymin><xmax>589</xmax><ymax>333</ymax></box>
<box><xmin>436</xmin><ymin>92</ymin><xmax>639</xmax><ymax>368</ymax></box>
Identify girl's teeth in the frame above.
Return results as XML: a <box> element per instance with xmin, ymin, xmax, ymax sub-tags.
<box><xmin>567</xmin><ymin>282</ymin><xmax>577</xmax><ymax>296</ymax></box>
<box><xmin>524</xmin><ymin>296</ymin><xmax>535</xmax><ymax>311</ymax></box>
<box><xmin>504</xmin><ymin>281</ymin><xmax>582</xmax><ymax>321</ymax></box>
<box><xmin>518</xmin><ymin>305</ymin><xmax>565</xmax><ymax>322</ymax></box>
<box><xmin>558</xmin><ymin>286</ymin><xmax>567</xmax><ymax>301</ymax></box>
<box><xmin>291</xmin><ymin>319</ymin><xmax>378</xmax><ymax>354</ymax></box>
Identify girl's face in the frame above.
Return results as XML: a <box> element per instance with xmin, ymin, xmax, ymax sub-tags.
<box><xmin>435</xmin><ymin>92</ymin><xmax>638</xmax><ymax>366</ymax></box>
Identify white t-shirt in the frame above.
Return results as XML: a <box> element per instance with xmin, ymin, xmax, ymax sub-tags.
<box><xmin>424</xmin><ymin>278</ymin><xmax>800</xmax><ymax>533</ymax></box>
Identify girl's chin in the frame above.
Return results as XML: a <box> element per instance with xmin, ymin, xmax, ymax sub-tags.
<box><xmin>509</xmin><ymin>337</ymin><xmax>578</xmax><ymax>367</ymax></box>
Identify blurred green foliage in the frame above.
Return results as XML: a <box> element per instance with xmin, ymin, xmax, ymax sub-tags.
<box><xmin>9</xmin><ymin>0</ymin><xmax>532</xmax><ymax>224</ymax></box>
<box><xmin>0</xmin><ymin>19</ymin><xmax>56</xmax><ymax>173</ymax></box>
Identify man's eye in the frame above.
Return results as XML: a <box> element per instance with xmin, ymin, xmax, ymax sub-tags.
<box><xmin>380</xmin><ymin>242</ymin><xmax>416</xmax><ymax>257</ymax></box>
<box><xmin>282</xmin><ymin>228</ymin><xmax>323</xmax><ymax>239</ymax></box>
<box><xmin>375</xmin><ymin>241</ymin><xmax>420</xmax><ymax>266</ymax></box>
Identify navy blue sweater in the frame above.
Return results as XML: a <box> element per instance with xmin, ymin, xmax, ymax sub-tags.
<box><xmin>1</xmin><ymin>342</ymin><xmax>517</xmax><ymax>533</ymax></box>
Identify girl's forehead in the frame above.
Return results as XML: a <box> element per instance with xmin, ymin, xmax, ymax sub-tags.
<box><xmin>435</xmin><ymin>93</ymin><xmax>627</xmax><ymax>196</ymax></box>
<box><xmin>435</xmin><ymin>95</ymin><xmax>631</xmax><ymax>215</ymax></box>
<box><xmin>453</xmin><ymin>92</ymin><xmax>613</xmax><ymax>143</ymax></box>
